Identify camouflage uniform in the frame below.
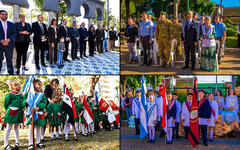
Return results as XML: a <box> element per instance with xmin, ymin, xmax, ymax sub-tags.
<box><xmin>155</xmin><ymin>18</ymin><xmax>172</xmax><ymax>67</ymax></box>
<box><xmin>170</xmin><ymin>22</ymin><xmax>182</xmax><ymax>60</ymax></box>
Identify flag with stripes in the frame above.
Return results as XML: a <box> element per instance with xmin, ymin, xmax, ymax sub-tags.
<box><xmin>140</xmin><ymin>76</ymin><xmax>148</xmax><ymax>139</ymax></box>
<box><xmin>189</xmin><ymin>77</ymin><xmax>199</xmax><ymax>147</ymax></box>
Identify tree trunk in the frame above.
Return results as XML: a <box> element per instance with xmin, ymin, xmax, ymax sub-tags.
<box><xmin>125</xmin><ymin>0</ymin><xmax>130</xmax><ymax>21</ymax></box>
<box><xmin>122</xmin><ymin>76</ymin><xmax>128</xmax><ymax>97</ymax></box>
<box><xmin>90</xmin><ymin>75</ymin><xmax>101</xmax><ymax>96</ymax></box>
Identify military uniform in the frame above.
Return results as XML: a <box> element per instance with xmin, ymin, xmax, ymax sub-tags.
<box><xmin>155</xmin><ymin>18</ymin><xmax>172</xmax><ymax>67</ymax></box>
<box><xmin>47</xmin><ymin>102</ymin><xmax>62</xmax><ymax>126</ymax></box>
<box><xmin>170</xmin><ymin>22</ymin><xmax>182</xmax><ymax>60</ymax></box>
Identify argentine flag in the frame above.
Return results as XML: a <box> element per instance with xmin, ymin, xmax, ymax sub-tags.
<box><xmin>140</xmin><ymin>76</ymin><xmax>148</xmax><ymax>139</ymax></box>
<box><xmin>25</xmin><ymin>77</ymin><xmax>43</xmax><ymax>125</ymax></box>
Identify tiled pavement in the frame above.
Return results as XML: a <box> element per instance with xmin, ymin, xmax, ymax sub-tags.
<box><xmin>0</xmin><ymin>47</ymin><xmax>120</xmax><ymax>75</ymax></box>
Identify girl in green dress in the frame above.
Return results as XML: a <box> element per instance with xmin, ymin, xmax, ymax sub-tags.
<box><xmin>4</xmin><ymin>80</ymin><xmax>23</xmax><ymax>150</ymax></box>
<box><xmin>200</xmin><ymin>16</ymin><xmax>218</xmax><ymax>72</ymax></box>
<box><xmin>47</xmin><ymin>94</ymin><xmax>62</xmax><ymax>140</ymax></box>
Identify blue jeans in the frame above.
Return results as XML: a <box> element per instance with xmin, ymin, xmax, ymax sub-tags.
<box><xmin>125</xmin><ymin>107</ymin><xmax>132</xmax><ymax>121</ymax></box>
<box><xmin>103</xmin><ymin>39</ymin><xmax>108</xmax><ymax>51</ymax></box>
<box><xmin>57</xmin><ymin>51</ymin><xmax>63</xmax><ymax>66</ymax></box>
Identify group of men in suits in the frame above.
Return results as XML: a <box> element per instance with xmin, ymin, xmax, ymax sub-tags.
<box><xmin>0</xmin><ymin>9</ymin><xmax>109</xmax><ymax>74</ymax></box>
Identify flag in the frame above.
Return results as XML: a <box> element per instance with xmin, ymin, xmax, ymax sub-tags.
<box><xmin>25</xmin><ymin>77</ymin><xmax>44</xmax><ymax>125</ymax></box>
<box><xmin>140</xmin><ymin>76</ymin><xmax>148</xmax><ymax>139</ymax></box>
<box><xmin>62</xmin><ymin>84</ymin><xmax>77</xmax><ymax>125</ymax></box>
<box><xmin>22</xmin><ymin>76</ymin><xmax>34</xmax><ymax>95</ymax></box>
<box><xmin>95</xmin><ymin>91</ymin><xmax>99</xmax><ymax>105</ymax></box>
<box><xmin>110</xmin><ymin>100</ymin><xmax>120</xmax><ymax>124</ymax></box>
<box><xmin>160</xmin><ymin>79</ymin><xmax>168</xmax><ymax>134</ymax></box>
<box><xmin>159</xmin><ymin>84</ymin><xmax>162</xmax><ymax>95</ymax></box>
<box><xmin>189</xmin><ymin>77</ymin><xmax>199</xmax><ymax>147</ymax></box>
<box><xmin>99</xmin><ymin>98</ymin><xmax>109</xmax><ymax>112</ymax></box>
<box><xmin>83</xmin><ymin>97</ymin><xmax>94</xmax><ymax>125</ymax></box>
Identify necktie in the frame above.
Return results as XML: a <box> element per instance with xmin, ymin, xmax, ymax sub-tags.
<box><xmin>3</xmin><ymin>21</ymin><xmax>7</xmax><ymax>40</ymax></box>
<box><xmin>39</xmin><ymin>23</ymin><xmax>44</xmax><ymax>34</ymax></box>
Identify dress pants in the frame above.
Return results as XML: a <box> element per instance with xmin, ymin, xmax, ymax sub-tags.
<box><xmin>71</xmin><ymin>40</ymin><xmax>78</xmax><ymax>59</ymax></box>
<box><xmin>184</xmin><ymin>42</ymin><xmax>195</xmax><ymax>68</ymax></box>
<box><xmin>15</xmin><ymin>42</ymin><xmax>29</xmax><ymax>69</ymax></box>
<box><xmin>141</xmin><ymin>36</ymin><xmax>151</xmax><ymax>64</ymax></box>
<box><xmin>97</xmin><ymin>40</ymin><xmax>103</xmax><ymax>52</ymax></box>
<box><xmin>0</xmin><ymin>45</ymin><xmax>14</xmax><ymax>74</ymax></box>
<box><xmin>80</xmin><ymin>40</ymin><xmax>86</xmax><ymax>57</ymax></box>
<box><xmin>63</xmin><ymin>41</ymin><xmax>69</xmax><ymax>60</ymax></box>
<box><xmin>34</xmin><ymin>42</ymin><xmax>46</xmax><ymax>67</ymax></box>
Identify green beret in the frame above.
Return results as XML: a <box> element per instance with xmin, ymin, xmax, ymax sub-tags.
<box><xmin>160</xmin><ymin>11</ymin><xmax>166</xmax><ymax>15</ymax></box>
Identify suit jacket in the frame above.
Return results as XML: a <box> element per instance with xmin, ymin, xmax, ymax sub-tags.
<box><xmin>32</xmin><ymin>21</ymin><xmax>48</xmax><ymax>44</ymax></box>
<box><xmin>48</xmin><ymin>26</ymin><xmax>58</xmax><ymax>44</ymax></box>
<box><xmin>15</xmin><ymin>22</ymin><xmax>32</xmax><ymax>43</ymax></box>
<box><xmin>0</xmin><ymin>20</ymin><xmax>16</xmax><ymax>48</ymax></box>
<box><xmin>69</xmin><ymin>26</ymin><xmax>80</xmax><ymax>42</ymax></box>
<box><xmin>198</xmin><ymin>98</ymin><xmax>211</xmax><ymax>119</ymax></box>
<box><xmin>58</xmin><ymin>25</ymin><xmax>70</xmax><ymax>42</ymax></box>
<box><xmin>78</xmin><ymin>27</ymin><xmax>88</xmax><ymax>41</ymax></box>
<box><xmin>181</xmin><ymin>19</ymin><xmax>197</xmax><ymax>44</ymax></box>
<box><xmin>88</xmin><ymin>30</ymin><xmax>95</xmax><ymax>43</ymax></box>
<box><xmin>96</xmin><ymin>28</ymin><xmax>104</xmax><ymax>41</ymax></box>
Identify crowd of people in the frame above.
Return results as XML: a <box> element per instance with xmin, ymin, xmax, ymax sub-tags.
<box><xmin>124</xmin><ymin>10</ymin><xmax>228</xmax><ymax>72</ymax></box>
<box><xmin>2</xmin><ymin>78</ymin><xmax>120</xmax><ymax>150</ymax></box>
<box><xmin>123</xmin><ymin>88</ymin><xmax>239</xmax><ymax>146</ymax></box>
<box><xmin>0</xmin><ymin>10</ymin><xmax>118</xmax><ymax>75</ymax></box>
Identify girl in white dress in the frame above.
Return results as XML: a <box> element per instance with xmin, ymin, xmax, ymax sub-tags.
<box><xmin>225</xmin><ymin>89</ymin><xmax>239</xmax><ymax>122</ymax></box>
<box><xmin>214</xmin><ymin>90</ymin><xmax>224</xmax><ymax>110</ymax></box>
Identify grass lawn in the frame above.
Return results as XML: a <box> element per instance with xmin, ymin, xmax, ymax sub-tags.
<box><xmin>0</xmin><ymin>127</ymin><xmax>119</xmax><ymax>150</ymax></box>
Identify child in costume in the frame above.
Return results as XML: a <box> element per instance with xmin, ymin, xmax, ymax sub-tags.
<box><xmin>25</xmin><ymin>79</ymin><xmax>47</xmax><ymax>150</ymax></box>
<box><xmin>181</xmin><ymin>93</ymin><xmax>192</xmax><ymax>139</ymax></box>
<box><xmin>78</xmin><ymin>96</ymin><xmax>86</xmax><ymax>136</ymax></box>
<box><xmin>88</xmin><ymin>96</ymin><xmax>96</xmax><ymax>134</ymax></box>
<box><xmin>166</xmin><ymin>93</ymin><xmax>176</xmax><ymax>144</ymax></box>
<box><xmin>198</xmin><ymin>90</ymin><xmax>211</xmax><ymax>146</ymax></box>
<box><xmin>147</xmin><ymin>95</ymin><xmax>157</xmax><ymax>143</ymax></box>
<box><xmin>73</xmin><ymin>97</ymin><xmax>80</xmax><ymax>134</ymax></box>
<box><xmin>47</xmin><ymin>94</ymin><xmax>62</xmax><ymax>140</ymax></box>
<box><xmin>208</xmin><ymin>93</ymin><xmax>218</xmax><ymax>142</ymax></box>
<box><xmin>56</xmin><ymin>88</ymin><xmax>63</xmax><ymax>136</ymax></box>
<box><xmin>4</xmin><ymin>80</ymin><xmax>23</xmax><ymax>150</ymax></box>
<box><xmin>173</xmin><ymin>93</ymin><xmax>181</xmax><ymax>138</ymax></box>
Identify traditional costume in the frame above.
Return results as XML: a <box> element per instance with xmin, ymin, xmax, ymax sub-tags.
<box><xmin>147</xmin><ymin>100</ymin><xmax>157</xmax><ymax>142</ymax></box>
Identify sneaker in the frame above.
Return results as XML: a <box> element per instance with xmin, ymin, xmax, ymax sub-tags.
<box><xmin>14</xmin><ymin>143</ymin><xmax>19</xmax><ymax>150</ymax></box>
<box><xmin>74</xmin><ymin>136</ymin><xmax>78</xmax><ymax>141</ymax></box>
<box><xmin>28</xmin><ymin>145</ymin><xmax>33</xmax><ymax>150</ymax></box>
<box><xmin>5</xmin><ymin>145</ymin><xmax>13</xmax><ymax>150</ymax></box>
<box><xmin>65</xmin><ymin>138</ymin><xmax>70</xmax><ymax>142</ymax></box>
<box><xmin>37</xmin><ymin>143</ymin><xmax>45</xmax><ymax>148</ymax></box>
<box><xmin>41</xmin><ymin>138</ymin><xmax>47</xmax><ymax>142</ymax></box>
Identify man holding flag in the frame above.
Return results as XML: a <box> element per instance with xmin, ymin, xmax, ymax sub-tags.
<box><xmin>24</xmin><ymin>78</ymin><xmax>47</xmax><ymax>150</ymax></box>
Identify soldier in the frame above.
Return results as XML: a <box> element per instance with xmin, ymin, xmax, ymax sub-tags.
<box><xmin>170</xmin><ymin>16</ymin><xmax>182</xmax><ymax>61</ymax></box>
<box><xmin>155</xmin><ymin>11</ymin><xmax>172</xmax><ymax>68</ymax></box>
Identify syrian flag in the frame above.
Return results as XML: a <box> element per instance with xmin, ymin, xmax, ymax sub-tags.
<box><xmin>99</xmin><ymin>98</ymin><xmax>109</xmax><ymax>112</ymax></box>
<box><xmin>83</xmin><ymin>97</ymin><xmax>94</xmax><ymax>125</ymax></box>
<box><xmin>25</xmin><ymin>77</ymin><xmax>44</xmax><ymax>125</ymax></box>
<box><xmin>189</xmin><ymin>77</ymin><xmax>199</xmax><ymax>147</ymax></box>
<box><xmin>140</xmin><ymin>76</ymin><xmax>148</xmax><ymax>139</ymax></box>
<box><xmin>62</xmin><ymin>84</ymin><xmax>77</xmax><ymax>125</ymax></box>
<box><xmin>160</xmin><ymin>79</ymin><xmax>168</xmax><ymax>134</ymax></box>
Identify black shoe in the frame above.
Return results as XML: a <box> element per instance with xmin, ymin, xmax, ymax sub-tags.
<box><xmin>36</xmin><ymin>66</ymin><xmax>40</xmax><ymax>70</ymax></box>
<box><xmin>5</xmin><ymin>145</ymin><xmax>13</xmax><ymax>150</ymax></box>
<box><xmin>192</xmin><ymin>67</ymin><xmax>195</xmax><ymax>71</ymax></box>
<box><xmin>151</xmin><ymin>139</ymin><xmax>155</xmax><ymax>143</ymax></box>
<box><xmin>64</xmin><ymin>59</ymin><xmax>70</xmax><ymax>62</ymax></box>
<box><xmin>28</xmin><ymin>145</ymin><xmax>33</xmax><ymax>150</ymax></box>
<box><xmin>42</xmin><ymin>64</ymin><xmax>47</xmax><ymax>67</ymax></box>
<box><xmin>37</xmin><ymin>143</ymin><xmax>45</xmax><ymax>148</ymax></box>
<box><xmin>76</xmin><ymin>57</ymin><xmax>80</xmax><ymax>59</ymax></box>
<box><xmin>176</xmin><ymin>136</ymin><xmax>180</xmax><ymax>139</ymax></box>
<box><xmin>209</xmin><ymin>139</ymin><xmax>214</xmax><ymax>142</ymax></box>
<box><xmin>65</xmin><ymin>138</ymin><xmax>70</xmax><ymax>141</ymax></box>
<box><xmin>22</xmin><ymin>66</ymin><xmax>28</xmax><ymax>71</ymax></box>
<box><xmin>74</xmin><ymin>136</ymin><xmax>78</xmax><ymax>141</ymax></box>
<box><xmin>80</xmin><ymin>56</ymin><xmax>83</xmax><ymax>58</ymax></box>
<box><xmin>147</xmin><ymin>139</ymin><xmax>151</xmax><ymax>143</ymax></box>
<box><xmin>16</xmin><ymin>70</ymin><xmax>20</xmax><ymax>75</ymax></box>
<box><xmin>140</xmin><ymin>63</ymin><xmax>146</xmax><ymax>66</ymax></box>
<box><xmin>182</xmin><ymin>66</ymin><xmax>189</xmax><ymax>70</ymax></box>
<box><xmin>204</xmin><ymin>142</ymin><xmax>208</xmax><ymax>146</ymax></box>
<box><xmin>14</xmin><ymin>143</ymin><xmax>19</xmax><ymax>150</ymax></box>
<box><xmin>146</xmin><ymin>63</ymin><xmax>151</xmax><ymax>66</ymax></box>
<box><xmin>41</xmin><ymin>138</ymin><xmax>47</xmax><ymax>142</ymax></box>
<box><xmin>84</xmin><ymin>55</ymin><xmax>88</xmax><ymax>58</ymax></box>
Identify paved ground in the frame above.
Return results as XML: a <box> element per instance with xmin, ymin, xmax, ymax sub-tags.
<box><xmin>0</xmin><ymin>45</ymin><xmax>120</xmax><ymax>75</ymax></box>
<box><xmin>121</xmin><ymin>44</ymin><xmax>240</xmax><ymax>75</ymax></box>
<box><xmin>121</xmin><ymin>123</ymin><xmax>240</xmax><ymax>150</ymax></box>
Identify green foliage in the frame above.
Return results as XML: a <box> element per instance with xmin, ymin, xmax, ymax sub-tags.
<box><xmin>226</xmin><ymin>36</ymin><xmax>238</xmax><ymax>48</ymax></box>
<box><xmin>176</xmin><ymin>93</ymin><xmax>187</xmax><ymax>104</ymax></box>
<box><xmin>226</xmin><ymin>28</ymin><xmax>238</xmax><ymax>37</ymax></box>
<box><xmin>236</xmin><ymin>76</ymin><xmax>240</xmax><ymax>87</ymax></box>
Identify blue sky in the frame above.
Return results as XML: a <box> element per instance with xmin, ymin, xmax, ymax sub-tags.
<box><xmin>211</xmin><ymin>0</ymin><xmax>240</xmax><ymax>7</ymax></box>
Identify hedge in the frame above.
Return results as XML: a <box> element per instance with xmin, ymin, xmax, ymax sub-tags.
<box><xmin>226</xmin><ymin>36</ymin><xmax>238</xmax><ymax>48</ymax></box>
<box><xmin>226</xmin><ymin>28</ymin><xmax>238</xmax><ymax>37</ymax></box>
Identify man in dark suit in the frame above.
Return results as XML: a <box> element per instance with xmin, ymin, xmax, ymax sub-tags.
<box><xmin>96</xmin><ymin>24</ymin><xmax>104</xmax><ymax>53</ymax></box>
<box><xmin>0</xmin><ymin>10</ymin><xmax>16</xmax><ymax>75</ymax></box>
<box><xmin>32</xmin><ymin>14</ymin><xmax>48</xmax><ymax>69</ymax></box>
<box><xmin>78</xmin><ymin>22</ymin><xmax>88</xmax><ymax>58</ymax></box>
<box><xmin>69</xmin><ymin>21</ymin><xmax>80</xmax><ymax>60</ymax></box>
<box><xmin>181</xmin><ymin>10</ymin><xmax>198</xmax><ymax>71</ymax></box>
<box><xmin>58</xmin><ymin>19</ymin><xmax>70</xmax><ymax>62</ymax></box>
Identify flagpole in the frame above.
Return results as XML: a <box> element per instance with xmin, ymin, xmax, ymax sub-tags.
<box><xmin>165</xmin><ymin>135</ymin><xmax>166</xmax><ymax>144</ymax></box>
<box><xmin>32</xmin><ymin>110</ymin><xmax>35</xmax><ymax>150</ymax></box>
<box><xmin>73</xmin><ymin>124</ymin><xmax>78</xmax><ymax>140</ymax></box>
